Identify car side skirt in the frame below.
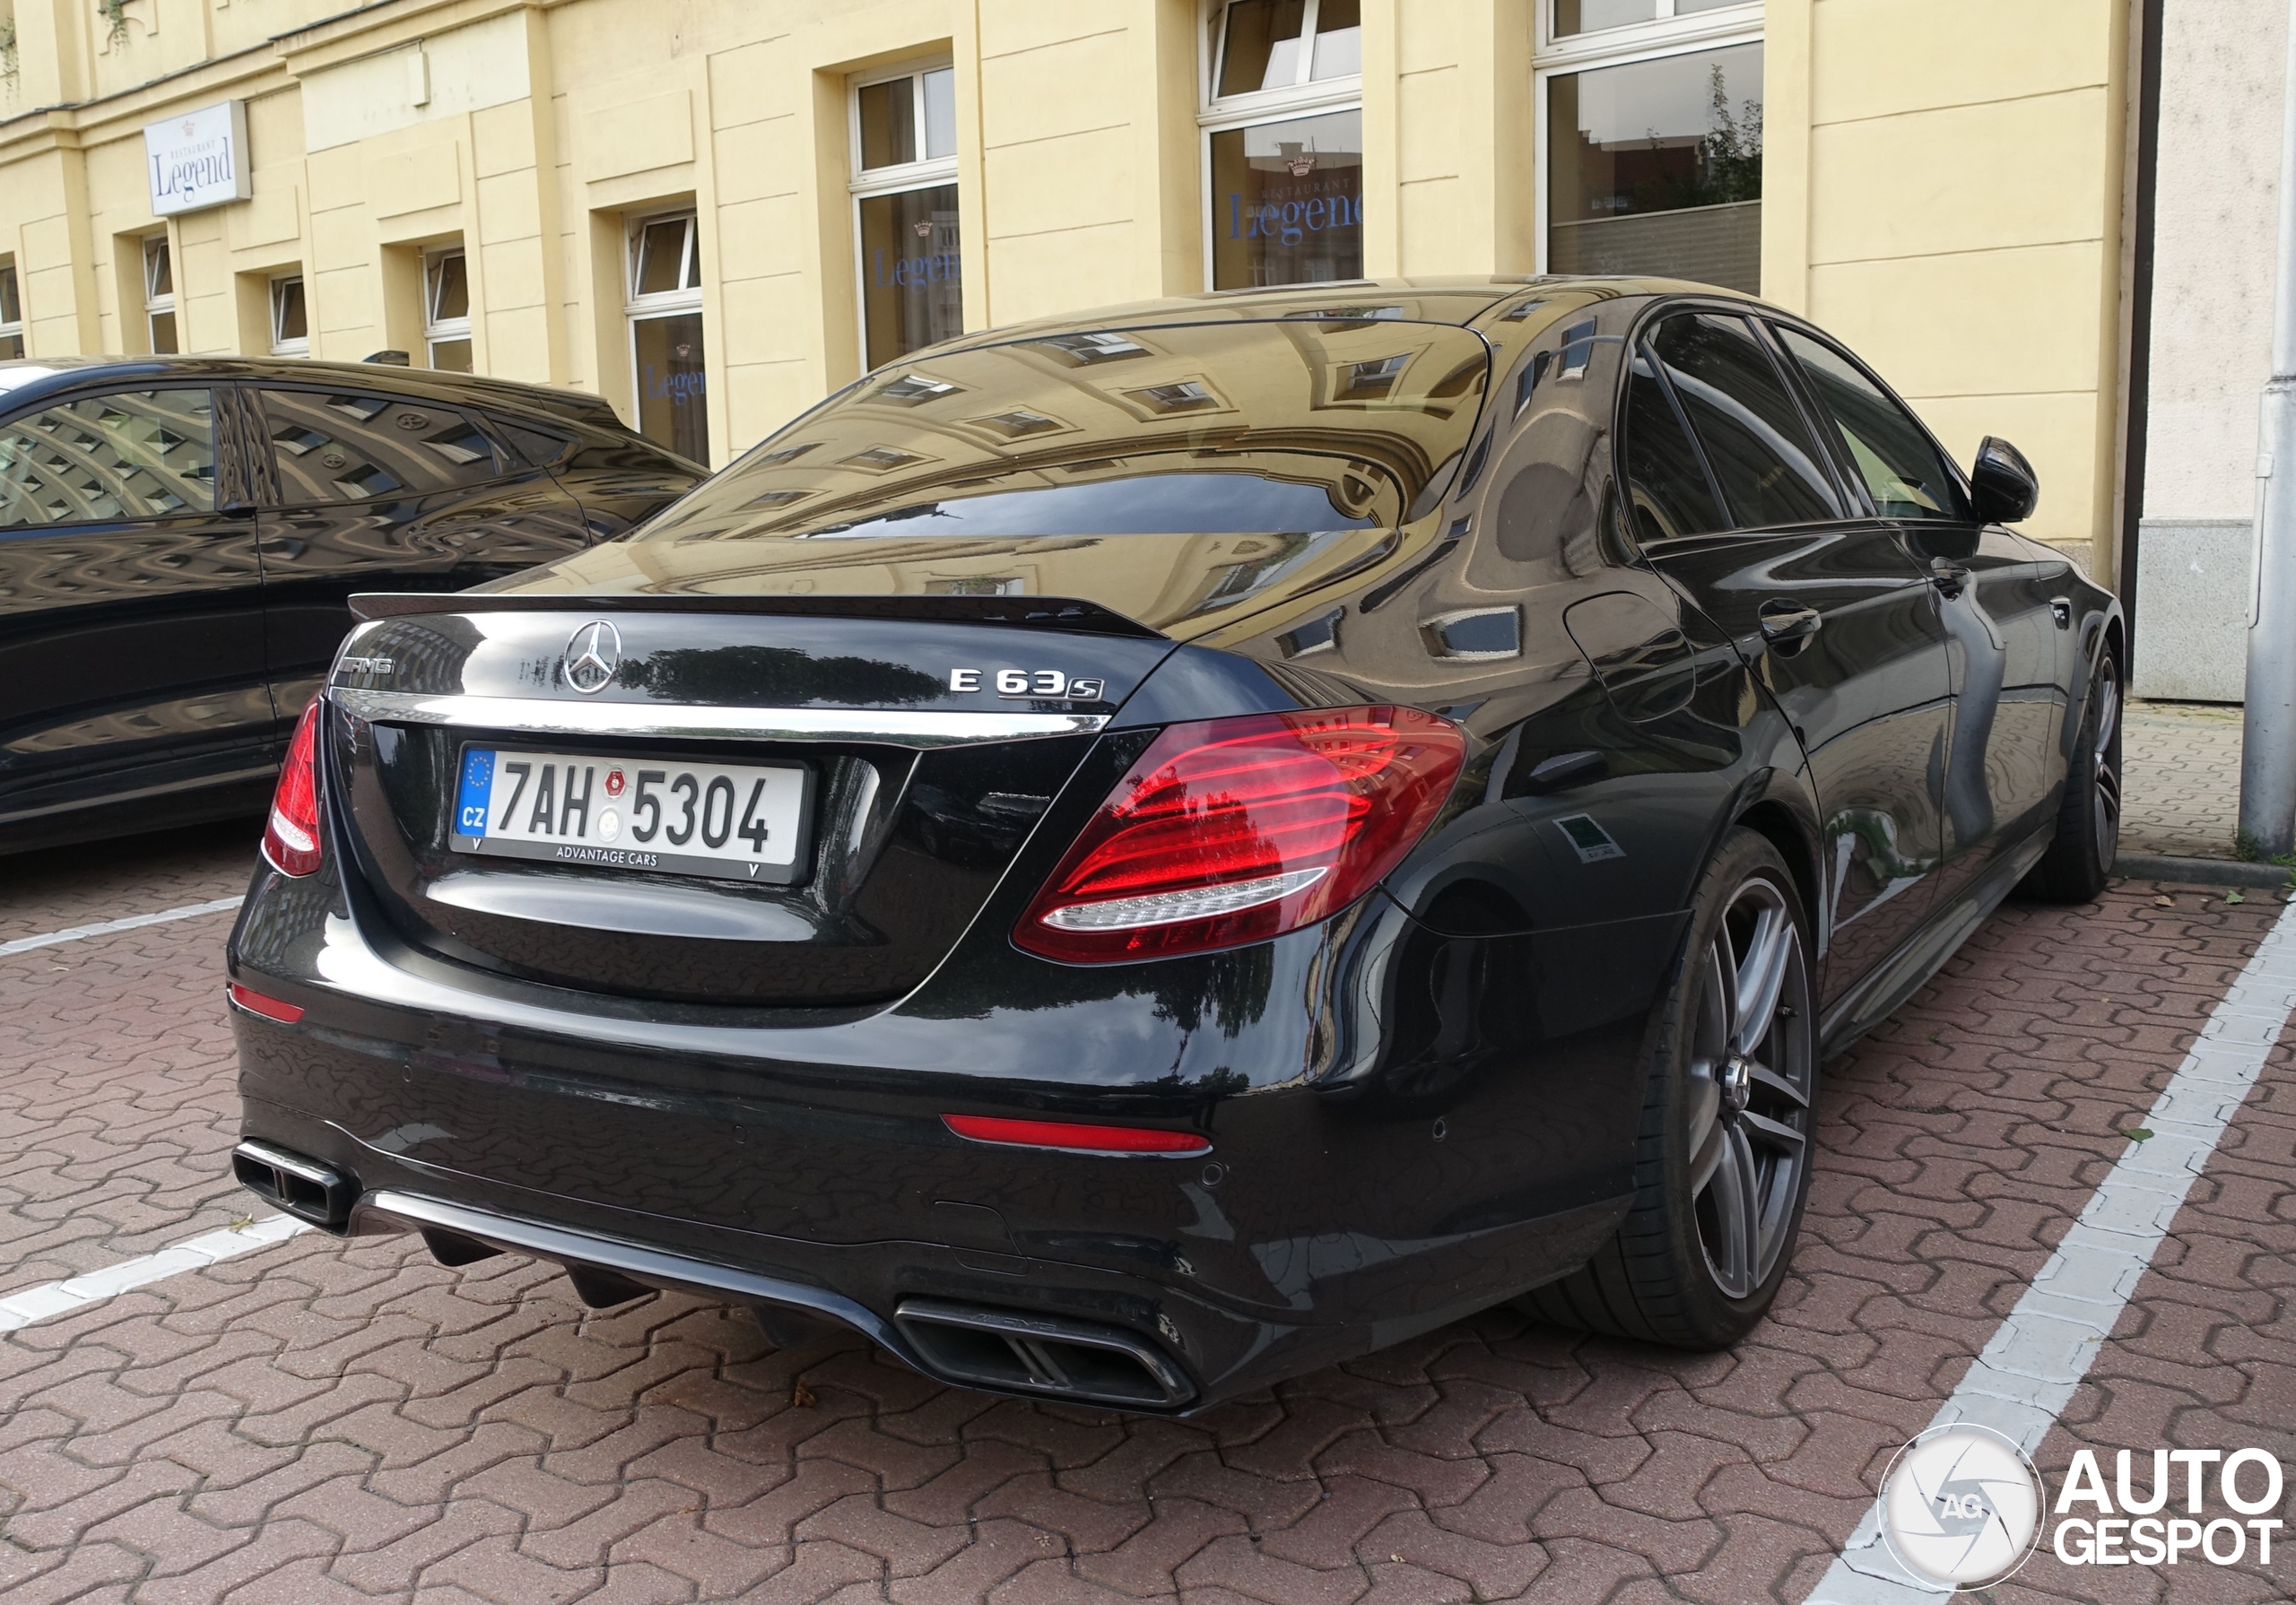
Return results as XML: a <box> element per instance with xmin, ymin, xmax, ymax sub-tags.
<box><xmin>1818</xmin><ymin>818</ymin><xmax>2054</xmax><ymax>1055</ymax></box>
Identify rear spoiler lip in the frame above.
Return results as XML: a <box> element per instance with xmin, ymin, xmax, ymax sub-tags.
<box><xmin>347</xmin><ymin>590</ymin><xmax>1167</xmax><ymax>638</ymax></box>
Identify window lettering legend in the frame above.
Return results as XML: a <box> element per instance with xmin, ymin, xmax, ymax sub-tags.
<box><xmin>874</xmin><ymin>249</ymin><xmax>962</xmax><ymax>295</ymax></box>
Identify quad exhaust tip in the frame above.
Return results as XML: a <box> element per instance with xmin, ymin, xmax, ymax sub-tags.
<box><xmin>231</xmin><ymin>1140</ymin><xmax>357</xmax><ymax>1229</ymax></box>
<box><xmin>894</xmin><ymin>1297</ymin><xmax>1195</xmax><ymax>1409</ymax></box>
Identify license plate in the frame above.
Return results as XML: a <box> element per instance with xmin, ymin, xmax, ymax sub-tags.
<box><xmin>450</xmin><ymin>747</ymin><xmax>812</xmax><ymax>883</ymax></box>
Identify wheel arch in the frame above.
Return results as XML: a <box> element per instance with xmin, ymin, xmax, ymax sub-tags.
<box><xmin>2063</xmin><ymin>597</ymin><xmax>2126</xmax><ymax>766</ymax></box>
<box><xmin>1733</xmin><ymin>796</ymin><xmax>1824</xmax><ymax>942</ymax></box>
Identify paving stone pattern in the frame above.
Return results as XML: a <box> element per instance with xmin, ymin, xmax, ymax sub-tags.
<box><xmin>2121</xmin><ymin>701</ymin><xmax>2245</xmax><ymax>862</ymax></box>
<box><xmin>0</xmin><ymin>820</ymin><xmax>259</xmax><ymax>948</ymax></box>
<box><xmin>1</xmin><ymin>829</ymin><xmax>2292</xmax><ymax>1601</ymax></box>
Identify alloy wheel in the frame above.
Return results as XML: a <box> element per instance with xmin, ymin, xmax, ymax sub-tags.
<box><xmin>2091</xmin><ymin>656</ymin><xmax>2122</xmax><ymax>869</ymax></box>
<box><xmin>1683</xmin><ymin>877</ymin><xmax>1814</xmax><ymax>1300</ymax></box>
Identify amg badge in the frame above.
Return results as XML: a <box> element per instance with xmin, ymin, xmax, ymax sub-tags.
<box><xmin>949</xmin><ymin>668</ymin><xmax>1108</xmax><ymax>700</ymax></box>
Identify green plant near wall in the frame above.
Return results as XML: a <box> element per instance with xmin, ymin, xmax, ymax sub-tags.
<box><xmin>98</xmin><ymin>0</ymin><xmax>127</xmax><ymax>50</ymax></box>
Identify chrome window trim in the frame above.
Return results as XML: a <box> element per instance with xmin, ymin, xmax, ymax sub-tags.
<box><xmin>328</xmin><ymin>689</ymin><xmax>1109</xmax><ymax>748</ymax></box>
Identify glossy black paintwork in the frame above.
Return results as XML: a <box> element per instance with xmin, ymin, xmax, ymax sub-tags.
<box><xmin>229</xmin><ymin>278</ymin><xmax>2122</xmax><ymax>1411</ymax></box>
<box><xmin>0</xmin><ymin>357</ymin><xmax>698</xmax><ymax>853</ymax></box>
<box><xmin>1904</xmin><ymin>521</ymin><xmax>2074</xmax><ymax>910</ymax></box>
<box><xmin>336</xmin><ymin>609</ymin><xmax>1170</xmax><ymax>1003</ymax></box>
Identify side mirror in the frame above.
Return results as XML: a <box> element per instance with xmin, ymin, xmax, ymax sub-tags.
<box><xmin>1969</xmin><ymin>436</ymin><xmax>2039</xmax><ymax>524</ymax></box>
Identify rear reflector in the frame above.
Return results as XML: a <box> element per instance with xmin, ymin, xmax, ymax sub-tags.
<box><xmin>1015</xmin><ymin>705</ymin><xmax>1465</xmax><ymax>964</ymax></box>
<box><xmin>262</xmin><ymin>700</ymin><xmax>324</xmax><ymax>877</ymax></box>
<box><xmin>942</xmin><ymin>1114</ymin><xmax>1211</xmax><ymax>1157</ymax></box>
<box><xmin>228</xmin><ymin>982</ymin><xmax>304</xmax><ymax>1024</ymax></box>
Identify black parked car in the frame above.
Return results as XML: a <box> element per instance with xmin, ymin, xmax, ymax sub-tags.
<box><xmin>0</xmin><ymin>358</ymin><xmax>700</xmax><ymax>854</ymax></box>
<box><xmin>226</xmin><ymin>279</ymin><xmax>2120</xmax><ymax>1412</ymax></box>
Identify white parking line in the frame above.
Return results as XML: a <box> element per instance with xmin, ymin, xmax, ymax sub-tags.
<box><xmin>0</xmin><ymin>1214</ymin><xmax>310</xmax><ymax>1334</ymax></box>
<box><xmin>0</xmin><ymin>893</ymin><xmax>246</xmax><ymax>959</ymax></box>
<box><xmin>1807</xmin><ymin>896</ymin><xmax>2296</xmax><ymax>1601</ymax></box>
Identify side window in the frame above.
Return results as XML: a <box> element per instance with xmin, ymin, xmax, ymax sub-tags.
<box><xmin>261</xmin><ymin>390</ymin><xmax>500</xmax><ymax>507</ymax></box>
<box><xmin>491</xmin><ymin>418</ymin><xmax>573</xmax><ymax>469</ymax></box>
<box><xmin>1775</xmin><ymin>326</ymin><xmax>1965</xmax><ymax>521</ymax></box>
<box><xmin>1648</xmin><ymin>313</ymin><xmax>1840</xmax><ymax>529</ymax></box>
<box><xmin>1622</xmin><ymin>343</ymin><xmax>1726</xmax><ymax>541</ymax></box>
<box><xmin>0</xmin><ymin>389</ymin><xmax>214</xmax><ymax>528</ymax></box>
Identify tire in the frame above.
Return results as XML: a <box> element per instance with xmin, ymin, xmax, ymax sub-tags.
<box><xmin>2023</xmin><ymin>646</ymin><xmax>2122</xmax><ymax>904</ymax></box>
<box><xmin>1520</xmin><ymin>829</ymin><xmax>1819</xmax><ymax>1349</ymax></box>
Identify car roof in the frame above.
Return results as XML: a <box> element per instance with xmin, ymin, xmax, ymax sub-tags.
<box><xmin>0</xmin><ymin>354</ymin><xmax>626</xmax><ymax>429</ymax></box>
<box><xmin>925</xmin><ymin>274</ymin><xmax>1767</xmax><ymax>352</ymax></box>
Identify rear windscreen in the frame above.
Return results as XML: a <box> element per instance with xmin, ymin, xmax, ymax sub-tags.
<box><xmin>631</xmin><ymin>318</ymin><xmax>1492</xmax><ymax>546</ymax></box>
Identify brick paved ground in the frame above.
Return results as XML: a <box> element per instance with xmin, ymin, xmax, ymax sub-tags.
<box><xmin>0</xmin><ymin>820</ymin><xmax>257</xmax><ymax>946</ymax></box>
<box><xmin>0</xmin><ymin>822</ymin><xmax>262</xmax><ymax>1303</ymax></box>
<box><xmin>1</xmin><ymin>825</ymin><xmax>2292</xmax><ymax>1602</ymax></box>
<box><xmin>2121</xmin><ymin>701</ymin><xmax>2244</xmax><ymax>861</ymax></box>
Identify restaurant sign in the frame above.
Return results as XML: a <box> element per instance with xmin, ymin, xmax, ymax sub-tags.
<box><xmin>144</xmin><ymin>101</ymin><xmax>253</xmax><ymax>216</ymax></box>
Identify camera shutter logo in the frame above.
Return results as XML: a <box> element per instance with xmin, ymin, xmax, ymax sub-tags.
<box><xmin>563</xmin><ymin>621</ymin><xmax>622</xmax><ymax>695</ymax></box>
<box><xmin>1877</xmin><ymin>1425</ymin><xmax>2044</xmax><ymax>1590</ymax></box>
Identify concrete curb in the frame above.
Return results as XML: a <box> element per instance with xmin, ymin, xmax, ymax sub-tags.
<box><xmin>2112</xmin><ymin>854</ymin><xmax>2293</xmax><ymax>889</ymax></box>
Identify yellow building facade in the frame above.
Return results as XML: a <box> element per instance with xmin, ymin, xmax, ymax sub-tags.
<box><xmin>0</xmin><ymin>0</ymin><xmax>2132</xmax><ymax>570</ymax></box>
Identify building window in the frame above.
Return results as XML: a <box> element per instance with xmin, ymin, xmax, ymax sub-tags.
<box><xmin>850</xmin><ymin>62</ymin><xmax>961</xmax><ymax>371</ymax></box>
<box><xmin>0</xmin><ymin>261</ymin><xmax>22</xmax><ymax>359</ymax></box>
<box><xmin>143</xmin><ymin>237</ymin><xmax>178</xmax><ymax>354</ymax></box>
<box><xmin>424</xmin><ymin>248</ymin><xmax>472</xmax><ymax>373</ymax></box>
<box><xmin>1201</xmin><ymin>2</ymin><xmax>1365</xmax><ymax>291</ymax></box>
<box><xmin>626</xmin><ymin>212</ymin><xmax>708</xmax><ymax>464</ymax></box>
<box><xmin>270</xmin><ymin>274</ymin><xmax>309</xmax><ymax>357</ymax></box>
<box><xmin>1535</xmin><ymin>0</ymin><xmax>1764</xmax><ymax>292</ymax></box>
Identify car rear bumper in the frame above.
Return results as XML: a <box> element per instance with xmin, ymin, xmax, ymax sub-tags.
<box><xmin>230</xmin><ymin>967</ymin><xmax>1639</xmax><ymax>1413</ymax></box>
<box><xmin>234</xmin><ymin>1080</ymin><xmax>1628</xmax><ymax>1413</ymax></box>
<box><xmin>228</xmin><ymin>806</ymin><xmax>1670</xmax><ymax>1410</ymax></box>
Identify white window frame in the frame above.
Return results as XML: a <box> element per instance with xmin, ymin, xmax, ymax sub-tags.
<box><xmin>1531</xmin><ymin>0</ymin><xmax>1764</xmax><ymax>276</ymax></box>
<box><xmin>623</xmin><ymin>209</ymin><xmax>708</xmax><ymax>456</ymax></box>
<box><xmin>422</xmin><ymin>247</ymin><xmax>472</xmax><ymax>369</ymax></box>
<box><xmin>848</xmin><ymin>57</ymin><xmax>961</xmax><ymax>372</ymax></box>
<box><xmin>268</xmin><ymin>273</ymin><xmax>309</xmax><ymax>357</ymax></box>
<box><xmin>1196</xmin><ymin>1</ymin><xmax>1365</xmax><ymax>293</ymax></box>
<box><xmin>625</xmin><ymin>212</ymin><xmax>701</xmax><ymax>322</ymax></box>
<box><xmin>0</xmin><ymin>258</ymin><xmax>24</xmax><ymax>358</ymax></box>
<box><xmin>623</xmin><ymin>209</ymin><xmax>703</xmax><ymax>384</ymax></box>
<box><xmin>142</xmin><ymin>235</ymin><xmax>177</xmax><ymax>354</ymax></box>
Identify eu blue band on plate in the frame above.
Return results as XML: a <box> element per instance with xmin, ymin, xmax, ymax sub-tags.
<box><xmin>455</xmin><ymin>749</ymin><xmax>495</xmax><ymax>836</ymax></box>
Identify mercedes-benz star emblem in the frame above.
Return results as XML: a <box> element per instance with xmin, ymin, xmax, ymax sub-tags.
<box><xmin>563</xmin><ymin>620</ymin><xmax>622</xmax><ymax>695</ymax></box>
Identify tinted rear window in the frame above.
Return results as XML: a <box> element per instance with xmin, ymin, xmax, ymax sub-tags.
<box><xmin>262</xmin><ymin>390</ymin><xmax>500</xmax><ymax>506</ymax></box>
<box><xmin>1646</xmin><ymin>314</ymin><xmax>1839</xmax><ymax>529</ymax></box>
<box><xmin>631</xmin><ymin>318</ymin><xmax>1494</xmax><ymax>546</ymax></box>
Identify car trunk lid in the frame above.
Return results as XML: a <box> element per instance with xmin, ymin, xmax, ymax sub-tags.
<box><xmin>327</xmin><ymin>598</ymin><xmax>1173</xmax><ymax>1006</ymax></box>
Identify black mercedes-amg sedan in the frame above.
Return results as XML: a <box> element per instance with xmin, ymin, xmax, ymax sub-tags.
<box><xmin>225</xmin><ymin>277</ymin><xmax>2122</xmax><ymax>1412</ymax></box>
<box><xmin>0</xmin><ymin>357</ymin><xmax>700</xmax><ymax>855</ymax></box>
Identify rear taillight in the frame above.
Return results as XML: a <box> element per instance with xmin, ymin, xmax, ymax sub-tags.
<box><xmin>1014</xmin><ymin>705</ymin><xmax>1465</xmax><ymax>964</ymax></box>
<box><xmin>262</xmin><ymin>701</ymin><xmax>323</xmax><ymax>877</ymax></box>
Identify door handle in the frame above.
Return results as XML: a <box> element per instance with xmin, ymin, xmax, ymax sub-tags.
<box><xmin>1757</xmin><ymin>600</ymin><xmax>1822</xmax><ymax>655</ymax></box>
<box><xmin>1928</xmin><ymin>558</ymin><xmax>1971</xmax><ymax>597</ymax></box>
<box><xmin>257</xmin><ymin>536</ymin><xmax>308</xmax><ymax>560</ymax></box>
